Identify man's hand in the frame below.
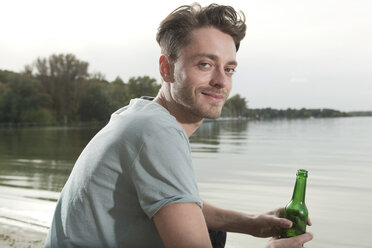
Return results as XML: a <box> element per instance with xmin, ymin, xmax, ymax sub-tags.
<box><xmin>250</xmin><ymin>208</ymin><xmax>312</xmax><ymax>238</ymax></box>
<box><xmin>266</xmin><ymin>232</ymin><xmax>314</xmax><ymax>248</ymax></box>
<box><xmin>248</xmin><ymin>208</ymin><xmax>293</xmax><ymax>237</ymax></box>
<box><xmin>153</xmin><ymin>202</ymin><xmax>212</xmax><ymax>248</ymax></box>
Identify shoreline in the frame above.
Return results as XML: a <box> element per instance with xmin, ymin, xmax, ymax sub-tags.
<box><xmin>2</xmin><ymin>114</ymin><xmax>371</xmax><ymax>129</ymax></box>
<box><xmin>0</xmin><ymin>185</ymin><xmax>56</xmax><ymax>247</ymax></box>
<box><xmin>0</xmin><ymin>218</ymin><xmax>48</xmax><ymax>248</ymax></box>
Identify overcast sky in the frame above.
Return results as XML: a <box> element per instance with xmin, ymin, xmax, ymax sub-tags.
<box><xmin>1</xmin><ymin>0</ymin><xmax>371</xmax><ymax>111</ymax></box>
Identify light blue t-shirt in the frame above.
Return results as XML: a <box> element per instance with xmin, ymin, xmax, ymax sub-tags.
<box><xmin>45</xmin><ymin>98</ymin><xmax>202</xmax><ymax>247</ymax></box>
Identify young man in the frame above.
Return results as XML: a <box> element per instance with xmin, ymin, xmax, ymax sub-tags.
<box><xmin>45</xmin><ymin>3</ymin><xmax>313</xmax><ymax>248</ymax></box>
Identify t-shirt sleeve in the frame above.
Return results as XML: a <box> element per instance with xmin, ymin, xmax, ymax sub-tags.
<box><xmin>128</xmin><ymin>127</ymin><xmax>202</xmax><ymax>219</ymax></box>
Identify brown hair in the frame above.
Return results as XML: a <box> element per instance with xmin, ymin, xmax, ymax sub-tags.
<box><xmin>156</xmin><ymin>3</ymin><xmax>246</xmax><ymax>61</ymax></box>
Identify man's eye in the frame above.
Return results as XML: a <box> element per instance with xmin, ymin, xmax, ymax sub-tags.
<box><xmin>225</xmin><ymin>68</ymin><xmax>236</xmax><ymax>74</ymax></box>
<box><xmin>199</xmin><ymin>62</ymin><xmax>212</xmax><ymax>68</ymax></box>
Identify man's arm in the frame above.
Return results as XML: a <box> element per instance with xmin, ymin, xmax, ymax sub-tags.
<box><xmin>202</xmin><ymin>201</ymin><xmax>292</xmax><ymax>237</ymax></box>
<box><xmin>202</xmin><ymin>201</ymin><xmax>313</xmax><ymax>247</ymax></box>
<box><xmin>153</xmin><ymin>202</ymin><xmax>212</xmax><ymax>248</ymax></box>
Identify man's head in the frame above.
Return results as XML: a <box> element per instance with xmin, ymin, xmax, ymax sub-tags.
<box><xmin>156</xmin><ymin>3</ymin><xmax>246</xmax><ymax>122</ymax></box>
<box><xmin>156</xmin><ymin>3</ymin><xmax>246</xmax><ymax>62</ymax></box>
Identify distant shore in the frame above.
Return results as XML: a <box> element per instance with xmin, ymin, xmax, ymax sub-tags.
<box><xmin>2</xmin><ymin>113</ymin><xmax>372</xmax><ymax>128</ymax></box>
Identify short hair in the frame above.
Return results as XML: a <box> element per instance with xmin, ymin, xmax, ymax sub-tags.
<box><xmin>156</xmin><ymin>3</ymin><xmax>246</xmax><ymax>61</ymax></box>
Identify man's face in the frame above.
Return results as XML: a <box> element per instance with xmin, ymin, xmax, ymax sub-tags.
<box><xmin>169</xmin><ymin>27</ymin><xmax>237</xmax><ymax>119</ymax></box>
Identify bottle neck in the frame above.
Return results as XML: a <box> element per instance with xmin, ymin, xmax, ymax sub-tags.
<box><xmin>291</xmin><ymin>175</ymin><xmax>307</xmax><ymax>202</ymax></box>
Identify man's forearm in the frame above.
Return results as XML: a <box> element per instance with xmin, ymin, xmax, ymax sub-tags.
<box><xmin>203</xmin><ymin>202</ymin><xmax>298</xmax><ymax>239</ymax></box>
<box><xmin>202</xmin><ymin>201</ymin><xmax>255</xmax><ymax>234</ymax></box>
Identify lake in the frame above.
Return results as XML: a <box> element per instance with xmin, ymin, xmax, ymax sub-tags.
<box><xmin>1</xmin><ymin>117</ymin><xmax>371</xmax><ymax>248</ymax></box>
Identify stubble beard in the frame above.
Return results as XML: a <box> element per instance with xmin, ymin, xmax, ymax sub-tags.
<box><xmin>178</xmin><ymin>88</ymin><xmax>229</xmax><ymax>120</ymax></box>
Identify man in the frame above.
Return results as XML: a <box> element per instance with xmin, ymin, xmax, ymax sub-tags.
<box><xmin>45</xmin><ymin>3</ymin><xmax>313</xmax><ymax>248</ymax></box>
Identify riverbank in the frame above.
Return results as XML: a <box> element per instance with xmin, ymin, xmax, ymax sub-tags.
<box><xmin>0</xmin><ymin>185</ymin><xmax>56</xmax><ymax>247</ymax></box>
<box><xmin>0</xmin><ymin>219</ymin><xmax>47</xmax><ymax>248</ymax></box>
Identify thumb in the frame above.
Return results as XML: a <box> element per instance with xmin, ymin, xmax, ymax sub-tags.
<box><xmin>276</xmin><ymin>217</ymin><xmax>292</xmax><ymax>228</ymax></box>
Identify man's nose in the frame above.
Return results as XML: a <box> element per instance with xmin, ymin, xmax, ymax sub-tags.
<box><xmin>209</xmin><ymin>66</ymin><xmax>228</xmax><ymax>89</ymax></box>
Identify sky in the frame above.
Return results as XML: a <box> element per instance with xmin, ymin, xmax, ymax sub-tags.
<box><xmin>1</xmin><ymin>0</ymin><xmax>371</xmax><ymax>111</ymax></box>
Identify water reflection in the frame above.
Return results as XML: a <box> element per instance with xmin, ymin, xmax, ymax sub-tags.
<box><xmin>0</xmin><ymin>126</ymin><xmax>101</xmax><ymax>161</ymax></box>
<box><xmin>0</xmin><ymin>126</ymin><xmax>102</xmax><ymax>192</ymax></box>
<box><xmin>190</xmin><ymin>119</ymin><xmax>249</xmax><ymax>153</ymax></box>
<box><xmin>0</xmin><ymin>120</ymin><xmax>249</xmax><ymax>192</ymax></box>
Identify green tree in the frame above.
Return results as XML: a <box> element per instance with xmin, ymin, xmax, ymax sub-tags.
<box><xmin>125</xmin><ymin>76</ymin><xmax>160</xmax><ymax>100</ymax></box>
<box><xmin>78</xmin><ymin>80</ymin><xmax>113</xmax><ymax>122</ymax></box>
<box><xmin>0</xmin><ymin>70</ymin><xmax>54</xmax><ymax>123</ymax></box>
<box><xmin>108</xmin><ymin>76</ymin><xmax>129</xmax><ymax>110</ymax></box>
<box><xmin>28</xmin><ymin>53</ymin><xmax>89</xmax><ymax>123</ymax></box>
<box><xmin>222</xmin><ymin>94</ymin><xmax>248</xmax><ymax>117</ymax></box>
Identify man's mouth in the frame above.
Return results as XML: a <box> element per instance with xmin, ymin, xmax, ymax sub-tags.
<box><xmin>201</xmin><ymin>92</ymin><xmax>225</xmax><ymax>102</ymax></box>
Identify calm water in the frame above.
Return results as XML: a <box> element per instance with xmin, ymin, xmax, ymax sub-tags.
<box><xmin>0</xmin><ymin>117</ymin><xmax>371</xmax><ymax>247</ymax></box>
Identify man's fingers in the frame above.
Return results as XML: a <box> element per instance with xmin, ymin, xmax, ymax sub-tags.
<box><xmin>278</xmin><ymin>217</ymin><xmax>292</xmax><ymax>228</ymax></box>
<box><xmin>274</xmin><ymin>207</ymin><xmax>312</xmax><ymax>227</ymax></box>
<box><xmin>267</xmin><ymin>232</ymin><xmax>314</xmax><ymax>248</ymax></box>
<box><xmin>307</xmin><ymin>217</ymin><xmax>312</xmax><ymax>226</ymax></box>
<box><xmin>295</xmin><ymin>232</ymin><xmax>314</xmax><ymax>245</ymax></box>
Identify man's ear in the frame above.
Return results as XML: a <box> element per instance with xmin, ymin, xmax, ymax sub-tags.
<box><xmin>159</xmin><ymin>55</ymin><xmax>173</xmax><ymax>83</ymax></box>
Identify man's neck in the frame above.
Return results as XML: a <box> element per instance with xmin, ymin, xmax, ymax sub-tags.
<box><xmin>154</xmin><ymin>96</ymin><xmax>203</xmax><ymax>137</ymax></box>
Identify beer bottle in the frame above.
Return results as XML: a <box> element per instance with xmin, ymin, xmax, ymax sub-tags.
<box><xmin>281</xmin><ymin>169</ymin><xmax>308</xmax><ymax>238</ymax></box>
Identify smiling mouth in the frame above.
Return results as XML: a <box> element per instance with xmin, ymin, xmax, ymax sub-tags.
<box><xmin>201</xmin><ymin>92</ymin><xmax>224</xmax><ymax>102</ymax></box>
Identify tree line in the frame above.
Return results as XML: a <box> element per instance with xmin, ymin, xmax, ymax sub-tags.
<box><xmin>0</xmin><ymin>54</ymin><xmax>161</xmax><ymax>125</ymax></box>
<box><xmin>222</xmin><ymin>101</ymin><xmax>350</xmax><ymax>119</ymax></box>
<box><xmin>0</xmin><ymin>53</ymin><xmax>351</xmax><ymax>126</ymax></box>
<box><xmin>246</xmin><ymin>107</ymin><xmax>351</xmax><ymax>119</ymax></box>
<box><xmin>221</xmin><ymin>95</ymin><xmax>350</xmax><ymax>119</ymax></box>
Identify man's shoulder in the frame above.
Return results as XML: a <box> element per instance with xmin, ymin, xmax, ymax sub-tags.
<box><xmin>110</xmin><ymin>99</ymin><xmax>184</xmax><ymax>137</ymax></box>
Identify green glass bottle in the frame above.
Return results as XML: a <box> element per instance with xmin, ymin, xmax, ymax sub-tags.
<box><xmin>281</xmin><ymin>169</ymin><xmax>308</xmax><ymax>238</ymax></box>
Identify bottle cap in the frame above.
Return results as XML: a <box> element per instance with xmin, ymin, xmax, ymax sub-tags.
<box><xmin>297</xmin><ymin>169</ymin><xmax>308</xmax><ymax>177</ymax></box>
